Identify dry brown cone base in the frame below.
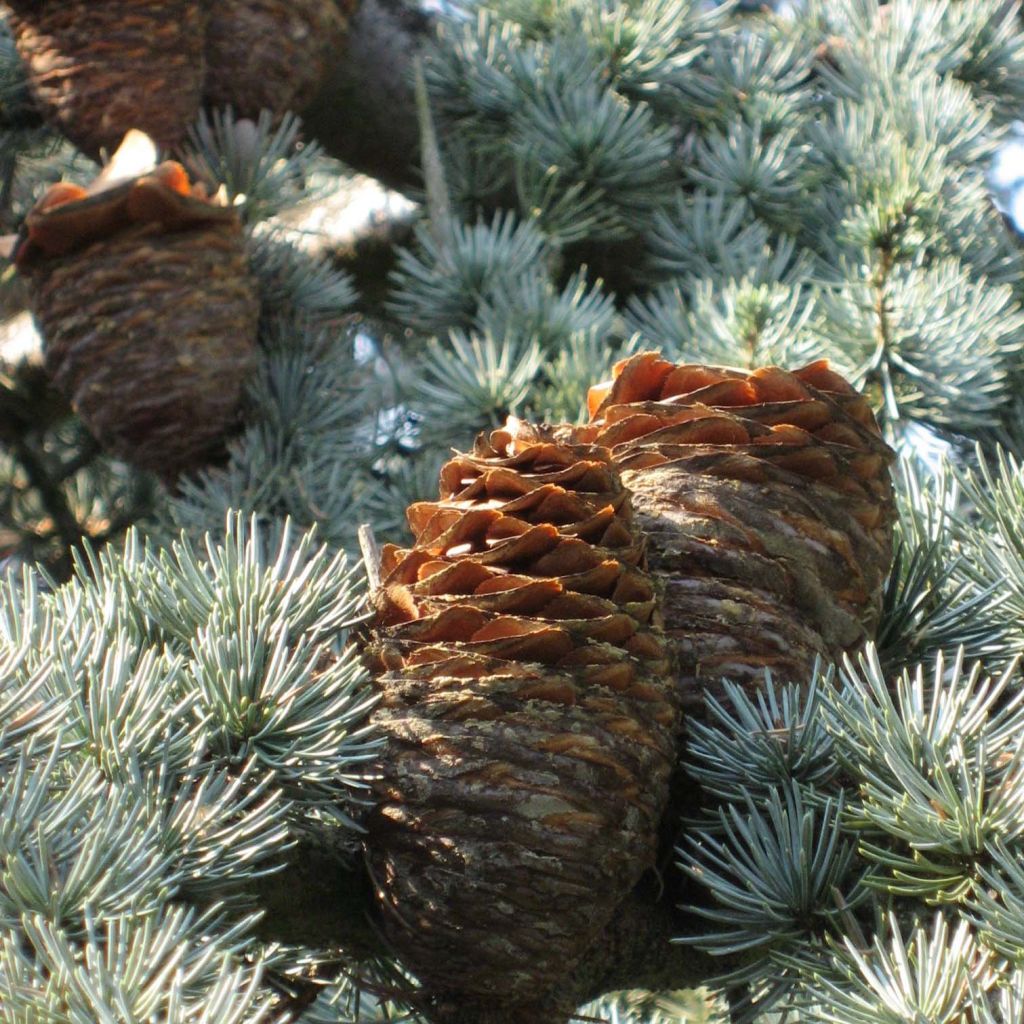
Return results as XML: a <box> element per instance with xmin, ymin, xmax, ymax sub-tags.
<box><xmin>365</xmin><ymin>421</ymin><xmax>681</xmax><ymax>1022</ymax></box>
<box><xmin>576</xmin><ymin>352</ymin><xmax>896</xmax><ymax>713</ymax></box>
<box><xmin>204</xmin><ymin>0</ymin><xmax>349</xmax><ymax>121</ymax></box>
<box><xmin>4</xmin><ymin>0</ymin><xmax>206</xmax><ymax>159</ymax></box>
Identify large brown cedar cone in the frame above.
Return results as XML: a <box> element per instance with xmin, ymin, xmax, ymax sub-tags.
<box><xmin>204</xmin><ymin>0</ymin><xmax>350</xmax><ymax>121</ymax></box>
<box><xmin>13</xmin><ymin>146</ymin><xmax>259</xmax><ymax>479</ymax></box>
<box><xmin>577</xmin><ymin>352</ymin><xmax>896</xmax><ymax>712</ymax></box>
<box><xmin>365</xmin><ymin>420</ymin><xmax>682</xmax><ymax>1022</ymax></box>
<box><xmin>4</xmin><ymin>0</ymin><xmax>206</xmax><ymax>159</ymax></box>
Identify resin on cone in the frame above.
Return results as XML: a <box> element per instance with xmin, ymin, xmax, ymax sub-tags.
<box><xmin>11</xmin><ymin>132</ymin><xmax>259</xmax><ymax>479</ymax></box>
<box><xmin>204</xmin><ymin>0</ymin><xmax>349</xmax><ymax>121</ymax></box>
<box><xmin>365</xmin><ymin>420</ymin><xmax>681</xmax><ymax>1021</ymax></box>
<box><xmin>4</xmin><ymin>0</ymin><xmax>206</xmax><ymax>159</ymax></box>
<box><xmin>578</xmin><ymin>352</ymin><xmax>895</xmax><ymax>712</ymax></box>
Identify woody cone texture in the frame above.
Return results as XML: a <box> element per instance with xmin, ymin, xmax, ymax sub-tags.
<box><xmin>13</xmin><ymin>136</ymin><xmax>259</xmax><ymax>479</ymax></box>
<box><xmin>204</xmin><ymin>0</ymin><xmax>350</xmax><ymax>121</ymax></box>
<box><xmin>579</xmin><ymin>352</ymin><xmax>896</xmax><ymax>712</ymax></box>
<box><xmin>4</xmin><ymin>0</ymin><xmax>206</xmax><ymax>159</ymax></box>
<box><xmin>365</xmin><ymin>421</ymin><xmax>681</xmax><ymax>1022</ymax></box>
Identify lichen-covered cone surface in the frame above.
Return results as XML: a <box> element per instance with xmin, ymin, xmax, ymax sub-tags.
<box><xmin>578</xmin><ymin>352</ymin><xmax>896</xmax><ymax>713</ymax></box>
<box><xmin>204</xmin><ymin>0</ymin><xmax>349</xmax><ymax>121</ymax></box>
<box><xmin>365</xmin><ymin>420</ymin><xmax>681</xmax><ymax>1020</ymax></box>
<box><xmin>4</xmin><ymin>0</ymin><xmax>205</xmax><ymax>159</ymax></box>
<box><xmin>13</xmin><ymin>139</ymin><xmax>259</xmax><ymax>479</ymax></box>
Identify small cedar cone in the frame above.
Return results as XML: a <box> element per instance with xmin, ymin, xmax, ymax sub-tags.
<box><xmin>577</xmin><ymin>351</ymin><xmax>896</xmax><ymax>713</ymax></box>
<box><xmin>3</xmin><ymin>0</ymin><xmax>206</xmax><ymax>159</ymax></box>
<box><xmin>12</xmin><ymin>133</ymin><xmax>259</xmax><ymax>479</ymax></box>
<box><xmin>365</xmin><ymin>420</ymin><xmax>681</xmax><ymax>1022</ymax></box>
<box><xmin>204</xmin><ymin>0</ymin><xmax>350</xmax><ymax>121</ymax></box>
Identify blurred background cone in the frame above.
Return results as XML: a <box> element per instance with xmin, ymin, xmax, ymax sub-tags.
<box><xmin>3</xmin><ymin>0</ymin><xmax>206</xmax><ymax>159</ymax></box>
<box><xmin>12</xmin><ymin>133</ymin><xmax>259</xmax><ymax>480</ymax></box>
<box><xmin>204</xmin><ymin>0</ymin><xmax>350</xmax><ymax>121</ymax></box>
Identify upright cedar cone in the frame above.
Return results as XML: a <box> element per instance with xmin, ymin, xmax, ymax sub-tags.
<box><xmin>204</xmin><ymin>0</ymin><xmax>350</xmax><ymax>121</ymax></box>
<box><xmin>3</xmin><ymin>0</ymin><xmax>206</xmax><ymax>159</ymax></box>
<box><xmin>579</xmin><ymin>352</ymin><xmax>896</xmax><ymax>712</ymax></box>
<box><xmin>11</xmin><ymin>133</ymin><xmax>259</xmax><ymax>479</ymax></box>
<box><xmin>365</xmin><ymin>420</ymin><xmax>681</xmax><ymax>1023</ymax></box>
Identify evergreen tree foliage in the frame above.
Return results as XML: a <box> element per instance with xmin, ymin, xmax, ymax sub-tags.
<box><xmin>5</xmin><ymin>0</ymin><xmax>1024</xmax><ymax>1021</ymax></box>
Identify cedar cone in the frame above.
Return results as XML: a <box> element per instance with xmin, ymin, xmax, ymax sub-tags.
<box><xmin>12</xmin><ymin>135</ymin><xmax>259</xmax><ymax>479</ymax></box>
<box><xmin>204</xmin><ymin>0</ymin><xmax>350</xmax><ymax>121</ymax></box>
<box><xmin>577</xmin><ymin>351</ymin><xmax>896</xmax><ymax>713</ymax></box>
<box><xmin>365</xmin><ymin>420</ymin><xmax>682</xmax><ymax>1023</ymax></box>
<box><xmin>3</xmin><ymin>0</ymin><xmax>206</xmax><ymax>159</ymax></box>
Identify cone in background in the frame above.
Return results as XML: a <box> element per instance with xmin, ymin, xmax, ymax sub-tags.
<box><xmin>578</xmin><ymin>352</ymin><xmax>896</xmax><ymax>713</ymax></box>
<box><xmin>4</xmin><ymin>0</ymin><xmax>206</xmax><ymax>159</ymax></box>
<box><xmin>204</xmin><ymin>0</ymin><xmax>349</xmax><ymax>121</ymax></box>
<box><xmin>12</xmin><ymin>132</ymin><xmax>259</xmax><ymax>480</ymax></box>
<box><xmin>365</xmin><ymin>420</ymin><xmax>681</xmax><ymax>1022</ymax></box>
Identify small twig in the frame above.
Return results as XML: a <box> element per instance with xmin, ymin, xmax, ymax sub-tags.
<box><xmin>726</xmin><ymin>984</ymin><xmax>749</xmax><ymax>1024</ymax></box>
<box><xmin>264</xmin><ymin>968</ymin><xmax>325</xmax><ymax>1022</ymax></box>
<box><xmin>8</xmin><ymin>433</ymin><xmax>82</xmax><ymax>553</ymax></box>
<box><xmin>0</xmin><ymin>151</ymin><xmax>21</xmax><ymax>233</ymax></box>
<box><xmin>358</xmin><ymin>522</ymin><xmax>383</xmax><ymax>592</ymax></box>
<box><xmin>412</xmin><ymin>55</ymin><xmax>453</xmax><ymax>251</ymax></box>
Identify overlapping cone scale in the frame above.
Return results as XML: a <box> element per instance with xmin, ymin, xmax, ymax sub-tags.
<box><xmin>365</xmin><ymin>421</ymin><xmax>681</xmax><ymax>1018</ymax></box>
<box><xmin>579</xmin><ymin>351</ymin><xmax>896</xmax><ymax>712</ymax></box>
